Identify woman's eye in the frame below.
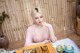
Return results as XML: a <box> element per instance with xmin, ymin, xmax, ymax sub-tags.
<box><xmin>35</xmin><ymin>17</ymin><xmax>38</xmax><ymax>19</ymax></box>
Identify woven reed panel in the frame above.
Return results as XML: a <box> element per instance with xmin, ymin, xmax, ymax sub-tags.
<box><xmin>0</xmin><ymin>0</ymin><xmax>76</xmax><ymax>49</ymax></box>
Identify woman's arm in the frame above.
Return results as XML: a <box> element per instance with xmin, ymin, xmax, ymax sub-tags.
<box><xmin>48</xmin><ymin>24</ymin><xmax>57</xmax><ymax>42</ymax></box>
<box><xmin>24</xmin><ymin>27</ymin><xmax>33</xmax><ymax>46</ymax></box>
<box><xmin>44</xmin><ymin>23</ymin><xmax>57</xmax><ymax>42</ymax></box>
<box><xmin>25</xmin><ymin>40</ymin><xmax>51</xmax><ymax>46</ymax></box>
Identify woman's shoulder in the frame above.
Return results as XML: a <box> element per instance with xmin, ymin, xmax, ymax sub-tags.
<box><xmin>27</xmin><ymin>25</ymin><xmax>35</xmax><ymax>31</ymax></box>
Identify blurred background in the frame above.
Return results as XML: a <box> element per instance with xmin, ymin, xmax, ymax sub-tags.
<box><xmin>0</xmin><ymin>0</ymin><xmax>80</xmax><ymax>50</ymax></box>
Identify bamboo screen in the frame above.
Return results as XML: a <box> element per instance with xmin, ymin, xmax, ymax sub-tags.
<box><xmin>0</xmin><ymin>0</ymin><xmax>76</xmax><ymax>48</ymax></box>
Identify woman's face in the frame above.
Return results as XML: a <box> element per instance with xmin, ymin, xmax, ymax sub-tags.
<box><xmin>33</xmin><ymin>13</ymin><xmax>43</xmax><ymax>25</ymax></box>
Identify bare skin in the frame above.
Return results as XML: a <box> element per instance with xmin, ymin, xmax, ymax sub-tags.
<box><xmin>24</xmin><ymin>13</ymin><xmax>57</xmax><ymax>46</ymax></box>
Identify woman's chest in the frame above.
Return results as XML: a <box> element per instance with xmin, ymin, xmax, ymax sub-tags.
<box><xmin>33</xmin><ymin>26</ymin><xmax>49</xmax><ymax>36</ymax></box>
<box><xmin>32</xmin><ymin>26</ymin><xmax>50</xmax><ymax>42</ymax></box>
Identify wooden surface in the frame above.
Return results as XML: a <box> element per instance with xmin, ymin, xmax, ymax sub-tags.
<box><xmin>76</xmin><ymin>18</ymin><xmax>80</xmax><ymax>36</ymax></box>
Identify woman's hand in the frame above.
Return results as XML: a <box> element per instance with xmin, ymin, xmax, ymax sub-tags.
<box><xmin>52</xmin><ymin>36</ymin><xmax>57</xmax><ymax>42</ymax></box>
<box><xmin>42</xmin><ymin>40</ymin><xmax>51</xmax><ymax>44</ymax></box>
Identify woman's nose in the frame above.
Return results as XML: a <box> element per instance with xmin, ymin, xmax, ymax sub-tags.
<box><xmin>38</xmin><ymin>18</ymin><xmax>42</xmax><ymax>21</ymax></box>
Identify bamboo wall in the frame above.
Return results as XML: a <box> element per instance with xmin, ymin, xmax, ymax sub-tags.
<box><xmin>0</xmin><ymin>0</ymin><xmax>76</xmax><ymax>49</ymax></box>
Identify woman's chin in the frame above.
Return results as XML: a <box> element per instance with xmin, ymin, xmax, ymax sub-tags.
<box><xmin>37</xmin><ymin>23</ymin><xmax>43</xmax><ymax>26</ymax></box>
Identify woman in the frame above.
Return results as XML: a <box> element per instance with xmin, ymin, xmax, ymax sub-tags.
<box><xmin>24</xmin><ymin>8</ymin><xmax>57</xmax><ymax>46</ymax></box>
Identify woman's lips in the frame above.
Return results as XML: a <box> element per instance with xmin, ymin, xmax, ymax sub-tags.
<box><xmin>39</xmin><ymin>22</ymin><xmax>41</xmax><ymax>23</ymax></box>
<box><xmin>39</xmin><ymin>21</ymin><xmax>42</xmax><ymax>23</ymax></box>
